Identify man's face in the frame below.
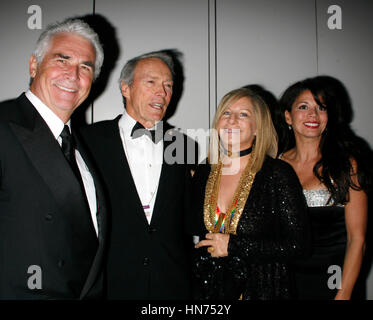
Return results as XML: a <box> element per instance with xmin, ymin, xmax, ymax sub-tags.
<box><xmin>29</xmin><ymin>32</ymin><xmax>96</xmax><ymax>122</ymax></box>
<box><xmin>121</xmin><ymin>58</ymin><xmax>173</xmax><ymax>128</ymax></box>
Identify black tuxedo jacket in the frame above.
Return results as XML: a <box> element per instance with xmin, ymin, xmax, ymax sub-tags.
<box><xmin>80</xmin><ymin>116</ymin><xmax>194</xmax><ymax>300</ymax></box>
<box><xmin>0</xmin><ymin>93</ymin><xmax>107</xmax><ymax>299</ymax></box>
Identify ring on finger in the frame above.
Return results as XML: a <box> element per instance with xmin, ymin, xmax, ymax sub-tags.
<box><xmin>207</xmin><ymin>246</ymin><xmax>215</xmax><ymax>254</ymax></box>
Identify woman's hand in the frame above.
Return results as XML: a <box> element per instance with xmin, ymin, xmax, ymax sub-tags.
<box><xmin>195</xmin><ymin>233</ymin><xmax>230</xmax><ymax>258</ymax></box>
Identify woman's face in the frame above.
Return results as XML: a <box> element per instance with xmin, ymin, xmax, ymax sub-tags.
<box><xmin>285</xmin><ymin>89</ymin><xmax>328</xmax><ymax>141</ymax></box>
<box><xmin>217</xmin><ymin>96</ymin><xmax>257</xmax><ymax>151</ymax></box>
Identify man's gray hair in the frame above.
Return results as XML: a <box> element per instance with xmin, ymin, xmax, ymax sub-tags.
<box><xmin>118</xmin><ymin>50</ymin><xmax>175</xmax><ymax>88</ymax></box>
<box><xmin>33</xmin><ymin>18</ymin><xmax>104</xmax><ymax>80</ymax></box>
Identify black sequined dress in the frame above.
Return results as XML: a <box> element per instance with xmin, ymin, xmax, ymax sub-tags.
<box><xmin>292</xmin><ymin>189</ymin><xmax>346</xmax><ymax>299</ymax></box>
<box><xmin>191</xmin><ymin>157</ymin><xmax>310</xmax><ymax>300</ymax></box>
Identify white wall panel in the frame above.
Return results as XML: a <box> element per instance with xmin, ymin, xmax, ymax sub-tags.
<box><xmin>317</xmin><ymin>0</ymin><xmax>373</xmax><ymax>146</ymax></box>
<box><xmin>216</xmin><ymin>0</ymin><xmax>317</xmax><ymax>102</ymax></box>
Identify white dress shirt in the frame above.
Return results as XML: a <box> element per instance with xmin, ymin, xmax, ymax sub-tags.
<box><xmin>118</xmin><ymin>109</ymin><xmax>163</xmax><ymax>224</ymax></box>
<box><xmin>25</xmin><ymin>90</ymin><xmax>98</xmax><ymax>236</ymax></box>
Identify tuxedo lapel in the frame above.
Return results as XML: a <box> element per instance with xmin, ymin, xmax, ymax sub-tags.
<box><xmin>74</xmin><ymin>131</ymin><xmax>106</xmax><ymax>241</ymax></box>
<box><xmin>105</xmin><ymin>119</ymin><xmax>149</xmax><ymax>226</ymax></box>
<box><xmin>151</xmin><ymin>127</ymin><xmax>182</xmax><ymax>225</ymax></box>
<box><xmin>9</xmin><ymin>96</ymin><xmax>88</xmax><ymax>215</ymax></box>
<box><xmin>74</xmin><ymin>132</ymin><xmax>107</xmax><ymax>299</ymax></box>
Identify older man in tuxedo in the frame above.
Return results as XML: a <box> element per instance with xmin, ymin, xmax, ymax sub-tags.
<box><xmin>0</xmin><ymin>17</ymin><xmax>107</xmax><ymax>299</ymax></box>
<box><xmin>81</xmin><ymin>51</ymin><xmax>194</xmax><ymax>299</ymax></box>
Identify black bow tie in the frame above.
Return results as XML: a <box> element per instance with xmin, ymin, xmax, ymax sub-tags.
<box><xmin>131</xmin><ymin>121</ymin><xmax>162</xmax><ymax>144</ymax></box>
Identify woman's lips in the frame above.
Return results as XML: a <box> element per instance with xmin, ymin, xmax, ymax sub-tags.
<box><xmin>304</xmin><ymin>122</ymin><xmax>320</xmax><ymax>129</ymax></box>
<box><xmin>223</xmin><ymin>128</ymin><xmax>240</xmax><ymax>133</ymax></box>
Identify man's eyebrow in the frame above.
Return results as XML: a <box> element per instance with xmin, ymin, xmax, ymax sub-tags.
<box><xmin>54</xmin><ymin>53</ymin><xmax>70</xmax><ymax>59</ymax></box>
<box><xmin>146</xmin><ymin>74</ymin><xmax>173</xmax><ymax>81</ymax></box>
<box><xmin>54</xmin><ymin>53</ymin><xmax>94</xmax><ymax>68</ymax></box>
<box><xmin>82</xmin><ymin>61</ymin><xmax>95</xmax><ymax>68</ymax></box>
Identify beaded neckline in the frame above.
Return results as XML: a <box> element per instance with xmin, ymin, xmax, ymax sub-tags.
<box><xmin>204</xmin><ymin>152</ymin><xmax>256</xmax><ymax>234</ymax></box>
<box><xmin>303</xmin><ymin>189</ymin><xmax>343</xmax><ymax>207</ymax></box>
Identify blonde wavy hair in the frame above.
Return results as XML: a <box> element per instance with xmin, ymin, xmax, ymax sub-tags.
<box><xmin>208</xmin><ymin>87</ymin><xmax>278</xmax><ymax>173</ymax></box>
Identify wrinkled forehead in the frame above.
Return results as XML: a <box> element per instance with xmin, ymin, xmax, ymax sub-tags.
<box><xmin>134</xmin><ymin>58</ymin><xmax>172</xmax><ymax>78</ymax></box>
<box><xmin>47</xmin><ymin>32</ymin><xmax>96</xmax><ymax>59</ymax></box>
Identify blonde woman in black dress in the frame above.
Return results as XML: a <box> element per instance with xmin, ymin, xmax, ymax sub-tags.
<box><xmin>192</xmin><ymin>87</ymin><xmax>310</xmax><ymax>300</ymax></box>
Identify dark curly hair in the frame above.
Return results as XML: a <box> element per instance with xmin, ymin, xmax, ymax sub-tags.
<box><xmin>276</xmin><ymin>76</ymin><xmax>372</xmax><ymax>205</ymax></box>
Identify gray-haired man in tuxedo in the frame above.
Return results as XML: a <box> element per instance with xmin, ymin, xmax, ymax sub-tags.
<box><xmin>81</xmin><ymin>51</ymin><xmax>194</xmax><ymax>299</ymax></box>
<box><xmin>0</xmin><ymin>17</ymin><xmax>107</xmax><ymax>299</ymax></box>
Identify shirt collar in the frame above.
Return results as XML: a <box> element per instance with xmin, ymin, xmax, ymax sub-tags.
<box><xmin>118</xmin><ymin>108</ymin><xmax>137</xmax><ymax>140</ymax></box>
<box><xmin>118</xmin><ymin>108</ymin><xmax>159</xmax><ymax>140</ymax></box>
<box><xmin>25</xmin><ymin>89</ymin><xmax>69</xmax><ymax>139</ymax></box>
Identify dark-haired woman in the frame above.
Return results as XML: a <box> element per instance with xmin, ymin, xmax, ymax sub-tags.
<box><xmin>278</xmin><ymin>77</ymin><xmax>369</xmax><ymax>300</ymax></box>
